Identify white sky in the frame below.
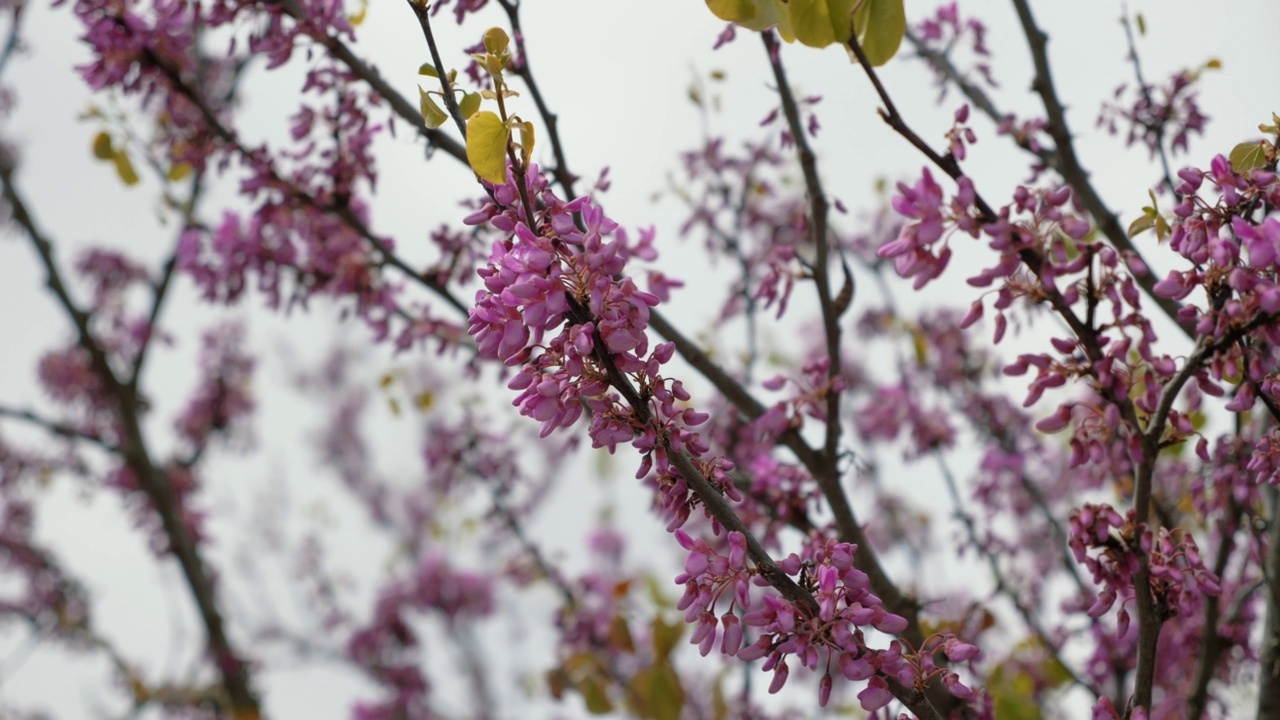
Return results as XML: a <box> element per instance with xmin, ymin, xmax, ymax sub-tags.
<box><xmin>1</xmin><ymin>0</ymin><xmax>1278</xmax><ymax>717</ymax></box>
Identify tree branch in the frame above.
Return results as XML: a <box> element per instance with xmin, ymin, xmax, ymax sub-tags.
<box><xmin>0</xmin><ymin>156</ymin><xmax>260</xmax><ymax>716</ymax></box>
<box><xmin>0</xmin><ymin>405</ymin><xmax>121</xmax><ymax>454</ymax></box>
<box><xmin>1008</xmin><ymin>0</ymin><xmax>1186</xmax><ymax>337</ymax></box>
<box><xmin>1117</xmin><ymin>3</ymin><xmax>1176</xmax><ymax>196</ymax></box>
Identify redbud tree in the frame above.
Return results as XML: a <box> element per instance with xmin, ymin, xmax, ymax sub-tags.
<box><xmin>0</xmin><ymin>0</ymin><xmax>1277</xmax><ymax>718</ymax></box>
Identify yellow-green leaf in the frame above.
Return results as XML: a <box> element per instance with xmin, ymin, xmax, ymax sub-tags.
<box><xmin>853</xmin><ymin>0</ymin><xmax>905</xmax><ymax>66</ymax></box>
<box><xmin>418</xmin><ymin>62</ymin><xmax>439</xmax><ymax>78</ymax></box>
<box><xmin>465</xmin><ymin>111</ymin><xmax>510</xmax><ymax>184</ymax></box>
<box><xmin>459</xmin><ymin>92</ymin><xmax>481</xmax><ymax>120</ymax></box>
<box><xmin>1229</xmin><ymin>141</ymin><xmax>1267</xmax><ymax>172</ymax></box>
<box><xmin>788</xmin><ymin>0</ymin><xmax>840</xmax><ymax>47</ymax></box>
<box><xmin>482</xmin><ymin>27</ymin><xmax>510</xmax><ymax>56</ymax></box>
<box><xmin>644</xmin><ymin>576</ymin><xmax>674</xmax><ymax>609</ymax></box>
<box><xmin>651</xmin><ymin>616</ymin><xmax>683</xmax><ymax>662</ymax></box>
<box><xmin>608</xmin><ymin>615</ymin><xmax>635</xmax><ymax>653</ymax></box>
<box><xmin>168</xmin><ymin>161</ymin><xmax>192</xmax><ymax>182</ymax></box>
<box><xmin>415</xmin><ymin>391</ymin><xmax>434</xmax><ymax>411</ymax></box>
<box><xmin>1128</xmin><ymin>212</ymin><xmax>1156</xmax><ymax>238</ymax></box>
<box><xmin>630</xmin><ymin>663</ymin><xmax>684</xmax><ymax>720</ymax></box>
<box><xmin>579</xmin><ymin>674</ymin><xmax>613</xmax><ymax>715</ymax></box>
<box><xmin>1135</xmin><ymin>13</ymin><xmax>1145</xmax><ymax>36</ymax></box>
<box><xmin>92</xmin><ymin>131</ymin><xmax>114</xmax><ymax>160</ymax></box>
<box><xmin>348</xmin><ymin>0</ymin><xmax>367</xmax><ymax>27</ymax></box>
<box><xmin>112</xmin><ymin>150</ymin><xmax>139</xmax><ymax>186</ymax></box>
<box><xmin>419</xmin><ymin>88</ymin><xmax>449</xmax><ymax>129</ymax></box>
<box><xmin>711</xmin><ymin>679</ymin><xmax>728</xmax><ymax>720</ymax></box>
<box><xmin>516</xmin><ymin>119</ymin><xmax>535</xmax><ymax>166</ymax></box>
<box><xmin>705</xmin><ymin>0</ymin><xmax>786</xmax><ymax>32</ymax></box>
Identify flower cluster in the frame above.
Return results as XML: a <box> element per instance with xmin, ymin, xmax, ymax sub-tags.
<box><xmin>174</xmin><ymin>323</ymin><xmax>255</xmax><ymax>451</ymax></box>
<box><xmin>0</xmin><ymin>488</ymin><xmax>91</xmax><ymax>635</ymax></box>
<box><xmin>672</xmin><ymin>530</ymin><xmax>971</xmax><ymax>711</ymax></box>
<box><xmin>1098</xmin><ymin>68</ymin><xmax>1210</xmax><ymax>158</ymax></box>
<box><xmin>1069</xmin><ymin>503</ymin><xmax>1221</xmax><ymax>637</ymax></box>
<box><xmin>912</xmin><ymin>2</ymin><xmax>995</xmax><ymax>100</ymax></box>
<box><xmin>467</xmin><ymin>164</ymin><xmax>737</xmax><ymax>532</ymax></box>
<box><xmin>1154</xmin><ymin>158</ymin><xmax>1280</xmax><ymax>331</ymax></box>
<box><xmin>675</xmin><ymin>135</ymin><xmax>807</xmax><ymax>321</ymax></box>
<box><xmin>877</xmin><ymin>168</ymin><xmax>979</xmax><ymax>289</ymax></box>
<box><xmin>347</xmin><ymin>550</ymin><xmax>494</xmax><ymax>719</ymax></box>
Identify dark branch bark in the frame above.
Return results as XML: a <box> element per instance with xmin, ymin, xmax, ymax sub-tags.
<box><xmin>0</xmin><ymin>156</ymin><xmax>261</xmax><ymax>717</ymax></box>
<box><xmin>1007</xmin><ymin>0</ymin><xmax>1186</xmax><ymax>338</ymax></box>
<box><xmin>1258</xmin><ymin>484</ymin><xmax>1280</xmax><ymax>719</ymax></box>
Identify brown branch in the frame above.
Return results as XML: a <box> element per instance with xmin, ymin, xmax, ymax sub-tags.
<box><xmin>1117</xmin><ymin>3</ymin><xmax>1176</xmax><ymax>196</ymax></box>
<box><xmin>1186</xmin><ymin>498</ymin><xmax>1241</xmax><ymax>719</ymax></box>
<box><xmin>274</xmin><ymin>0</ymin><xmax>467</xmax><ymax>165</ymax></box>
<box><xmin>760</xmin><ymin>32</ymin><xmax>843</xmax><ymax>468</ymax></box>
<box><xmin>134</xmin><ymin>37</ymin><xmax>471</xmax><ymax>318</ymax></box>
<box><xmin>845</xmin><ymin>22</ymin><xmax>1185</xmax><ymax>717</ymax></box>
<box><xmin>1259</xmin><ymin>484</ymin><xmax>1280</xmax><ymax>720</ymax></box>
<box><xmin>935</xmin><ymin>453</ymin><xmax>1099</xmax><ymax>696</ymax></box>
<box><xmin>496</xmin><ymin>0</ymin><xmax>578</xmax><ymax>199</ymax></box>
<box><xmin>1008</xmin><ymin>0</ymin><xmax>1186</xmax><ymax>338</ymax></box>
<box><xmin>0</xmin><ymin>156</ymin><xmax>260</xmax><ymax>717</ymax></box>
<box><xmin>0</xmin><ymin>405</ymin><xmax>121</xmax><ymax>454</ymax></box>
<box><xmin>406</xmin><ymin>0</ymin><xmax>468</xmax><ymax>139</ymax></box>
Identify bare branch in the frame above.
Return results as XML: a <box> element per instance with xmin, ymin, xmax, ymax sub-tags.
<box><xmin>1008</xmin><ymin>0</ymin><xmax>1186</xmax><ymax>338</ymax></box>
<box><xmin>0</xmin><ymin>155</ymin><xmax>260</xmax><ymax>715</ymax></box>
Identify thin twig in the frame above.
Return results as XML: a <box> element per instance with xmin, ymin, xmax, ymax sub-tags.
<box><xmin>1118</xmin><ymin>3</ymin><xmax>1176</xmax><ymax>196</ymax></box>
<box><xmin>935</xmin><ymin>453</ymin><xmax>1099</xmax><ymax>695</ymax></box>
<box><xmin>1008</xmin><ymin>0</ymin><xmax>1186</xmax><ymax>337</ymax></box>
<box><xmin>0</xmin><ymin>155</ymin><xmax>260</xmax><ymax>716</ymax></box>
<box><xmin>133</xmin><ymin>36</ymin><xmax>471</xmax><ymax>317</ymax></box>
<box><xmin>276</xmin><ymin>0</ymin><xmax>467</xmax><ymax>164</ymax></box>
<box><xmin>0</xmin><ymin>405</ymin><xmax>122</xmax><ymax>454</ymax></box>
<box><xmin>496</xmin><ymin>0</ymin><xmax>578</xmax><ymax>199</ymax></box>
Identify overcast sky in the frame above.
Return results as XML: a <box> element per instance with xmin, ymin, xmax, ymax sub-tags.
<box><xmin>1</xmin><ymin>0</ymin><xmax>1278</xmax><ymax>717</ymax></box>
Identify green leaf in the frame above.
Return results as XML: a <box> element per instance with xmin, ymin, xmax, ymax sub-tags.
<box><xmin>853</xmin><ymin>0</ymin><xmax>905</xmax><ymax>66</ymax></box>
<box><xmin>92</xmin><ymin>131</ymin><xmax>114</xmax><ymax>160</ymax></box>
<box><xmin>348</xmin><ymin>0</ymin><xmax>367</xmax><ymax>27</ymax></box>
<box><xmin>482</xmin><ymin>27</ymin><xmax>510</xmax><ymax>56</ymax></box>
<box><xmin>1127</xmin><ymin>212</ymin><xmax>1156</xmax><ymax>238</ymax></box>
<box><xmin>704</xmin><ymin>0</ymin><xmax>788</xmax><ymax>33</ymax></box>
<box><xmin>1229</xmin><ymin>141</ymin><xmax>1267</xmax><ymax>172</ymax></box>
<box><xmin>459</xmin><ymin>92</ymin><xmax>481</xmax><ymax>120</ymax></box>
<box><xmin>465</xmin><ymin>111</ymin><xmax>510</xmax><ymax>184</ymax></box>
<box><xmin>167</xmin><ymin>162</ymin><xmax>192</xmax><ymax>182</ymax></box>
<box><xmin>704</xmin><ymin>0</ymin><xmax>797</xmax><ymax>41</ymax></box>
<box><xmin>608</xmin><ymin>615</ymin><xmax>635</xmax><ymax>654</ymax></box>
<box><xmin>1135</xmin><ymin>13</ymin><xmax>1145</xmax><ymax>35</ymax></box>
<box><xmin>419</xmin><ymin>88</ymin><xmax>449</xmax><ymax>130</ymax></box>
<box><xmin>515</xmin><ymin>119</ymin><xmax>535</xmax><ymax>166</ymax></box>
<box><xmin>112</xmin><ymin>150</ymin><xmax>139</xmax><ymax>186</ymax></box>
<box><xmin>418</xmin><ymin>62</ymin><xmax>439</xmax><ymax>78</ymax></box>
<box><xmin>579</xmin><ymin>674</ymin><xmax>613</xmax><ymax>715</ymax></box>
<box><xmin>650</xmin><ymin>616</ymin><xmax>684</xmax><ymax>662</ymax></box>
<box><xmin>789</xmin><ymin>0</ymin><xmax>848</xmax><ymax>48</ymax></box>
<box><xmin>635</xmin><ymin>663</ymin><xmax>684</xmax><ymax>720</ymax></box>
